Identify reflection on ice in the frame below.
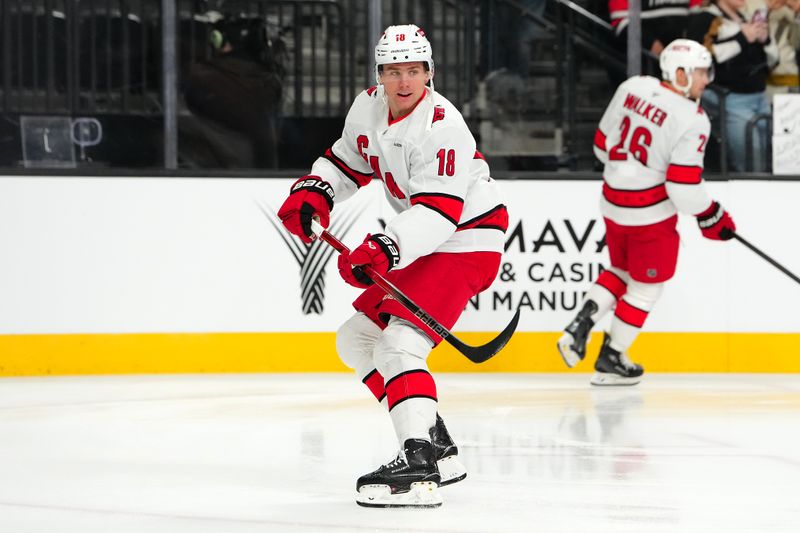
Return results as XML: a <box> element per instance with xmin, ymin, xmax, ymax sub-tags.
<box><xmin>0</xmin><ymin>373</ymin><xmax>798</xmax><ymax>533</ymax></box>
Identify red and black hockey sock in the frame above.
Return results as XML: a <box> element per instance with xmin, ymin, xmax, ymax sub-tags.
<box><xmin>581</xmin><ymin>269</ymin><xmax>629</xmax><ymax>324</ymax></box>
<box><xmin>362</xmin><ymin>368</ymin><xmax>386</xmax><ymax>403</ymax></box>
<box><xmin>385</xmin><ymin>369</ymin><xmax>438</xmax><ymax>411</ymax></box>
<box><xmin>597</xmin><ymin>269</ymin><xmax>628</xmax><ymax>301</ymax></box>
<box><xmin>610</xmin><ymin>297</ymin><xmax>650</xmax><ymax>352</ymax></box>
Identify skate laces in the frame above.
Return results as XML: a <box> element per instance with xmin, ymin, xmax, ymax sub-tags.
<box><xmin>383</xmin><ymin>452</ymin><xmax>406</xmax><ymax>469</ymax></box>
<box><xmin>618</xmin><ymin>351</ymin><xmax>639</xmax><ymax>370</ymax></box>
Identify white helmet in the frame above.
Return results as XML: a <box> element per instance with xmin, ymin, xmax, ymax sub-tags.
<box><xmin>374</xmin><ymin>24</ymin><xmax>434</xmax><ymax>86</ymax></box>
<box><xmin>660</xmin><ymin>39</ymin><xmax>714</xmax><ymax>97</ymax></box>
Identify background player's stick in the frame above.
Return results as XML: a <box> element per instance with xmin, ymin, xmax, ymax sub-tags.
<box><xmin>310</xmin><ymin>219</ymin><xmax>520</xmax><ymax>363</ymax></box>
<box><xmin>731</xmin><ymin>231</ymin><xmax>800</xmax><ymax>285</ymax></box>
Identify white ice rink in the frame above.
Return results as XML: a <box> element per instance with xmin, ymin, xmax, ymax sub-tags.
<box><xmin>1</xmin><ymin>373</ymin><xmax>798</xmax><ymax>533</ymax></box>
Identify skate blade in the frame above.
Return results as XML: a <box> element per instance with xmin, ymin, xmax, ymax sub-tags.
<box><xmin>557</xmin><ymin>333</ymin><xmax>581</xmax><ymax>368</ymax></box>
<box><xmin>437</xmin><ymin>455</ymin><xmax>467</xmax><ymax>487</ymax></box>
<box><xmin>356</xmin><ymin>481</ymin><xmax>443</xmax><ymax>508</ymax></box>
<box><xmin>590</xmin><ymin>371</ymin><xmax>642</xmax><ymax>387</ymax></box>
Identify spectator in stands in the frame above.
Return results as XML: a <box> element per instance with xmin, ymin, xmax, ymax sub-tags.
<box><xmin>762</xmin><ymin>0</ymin><xmax>800</xmax><ymax>94</ymax></box>
<box><xmin>790</xmin><ymin>0</ymin><xmax>800</xmax><ymax>73</ymax></box>
<box><xmin>609</xmin><ymin>0</ymin><xmax>701</xmax><ymax>57</ymax></box>
<box><xmin>688</xmin><ymin>0</ymin><xmax>779</xmax><ymax>172</ymax></box>
<box><xmin>183</xmin><ymin>16</ymin><xmax>284</xmax><ymax>168</ymax></box>
<box><xmin>606</xmin><ymin>0</ymin><xmax>701</xmax><ymax>87</ymax></box>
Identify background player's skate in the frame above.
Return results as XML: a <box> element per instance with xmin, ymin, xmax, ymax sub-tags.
<box><xmin>557</xmin><ymin>300</ymin><xmax>598</xmax><ymax>367</ymax></box>
<box><xmin>591</xmin><ymin>333</ymin><xmax>643</xmax><ymax>386</ymax></box>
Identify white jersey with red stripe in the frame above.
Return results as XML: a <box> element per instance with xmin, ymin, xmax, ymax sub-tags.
<box><xmin>593</xmin><ymin>75</ymin><xmax>714</xmax><ymax>227</ymax></box>
<box><xmin>308</xmin><ymin>85</ymin><xmax>508</xmax><ymax>268</ymax></box>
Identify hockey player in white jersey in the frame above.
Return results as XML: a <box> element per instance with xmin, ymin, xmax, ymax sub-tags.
<box><xmin>557</xmin><ymin>39</ymin><xmax>737</xmax><ymax>386</ymax></box>
<box><xmin>277</xmin><ymin>24</ymin><xmax>509</xmax><ymax>507</ymax></box>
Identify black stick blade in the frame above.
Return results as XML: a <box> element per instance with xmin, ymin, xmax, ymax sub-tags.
<box><xmin>446</xmin><ymin>308</ymin><xmax>521</xmax><ymax>364</ymax></box>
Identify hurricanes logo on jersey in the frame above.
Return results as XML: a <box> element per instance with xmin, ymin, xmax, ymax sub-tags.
<box><xmin>432</xmin><ymin>106</ymin><xmax>445</xmax><ymax>124</ymax></box>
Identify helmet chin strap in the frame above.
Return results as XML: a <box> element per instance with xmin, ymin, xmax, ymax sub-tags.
<box><xmin>672</xmin><ymin>68</ymin><xmax>692</xmax><ymax>97</ymax></box>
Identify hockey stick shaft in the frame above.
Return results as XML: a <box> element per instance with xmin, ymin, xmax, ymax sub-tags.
<box><xmin>310</xmin><ymin>220</ymin><xmax>519</xmax><ymax>363</ymax></box>
<box><xmin>732</xmin><ymin>232</ymin><xmax>800</xmax><ymax>285</ymax></box>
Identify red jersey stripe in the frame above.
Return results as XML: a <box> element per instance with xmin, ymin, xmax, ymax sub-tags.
<box><xmin>323</xmin><ymin>148</ymin><xmax>373</xmax><ymax>187</ymax></box>
<box><xmin>609</xmin><ymin>0</ymin><xmax>628</xmax><ymax>12</ymax></box>
<box><xmin>615</xmin><ymin>299</ymin><xmax>649</xmax><ymax>328</ymax></box>
<box><xmin>410</xmin><ymin>193</ymin><xmax>464</xmax><ymax>226</ymax></box>
<box><xmin>474</xmin><ymin>150</ymin><xmax>486</xmax><ymax>161</ymax></box>
<box><xmin>603</xmin><ymin>182</ymin><xmax>668</xmax><ymax>208</ymax></box>
<box><xmin>457</xmin><ymin>204</ymin><xmax>509</xmax><ymax>233</ymax></box>
<box><xmin>385</xmin><ymin>369</ymin><xmax>438</xmax><ymax>411</ymax></box>
<box><xmin>666</xmin><ymin>164</ymin><xmax>703</xmax><ymax>184</ymax></box>
<box><xmin>594</xmin><ymin>129</ymin><xmax>607</xmax><ymax>151</ymax></box>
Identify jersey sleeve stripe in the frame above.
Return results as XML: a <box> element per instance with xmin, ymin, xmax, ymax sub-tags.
<box><xmin>323</xmin><ymin>148</ymin><xmax>373</xmax><ymax>188</ymax></box>
<box><xmin>410</xmin><ymin>192</ymin><xmax>464</xmax><ymax>226</ymax></box>
<box><xmin>594</xmin><ymin>129</ymin><xmax>607</xmax><ymax>151</ymax></box>
<box><xmin>666</xmin><ymin>164</ymin><xmax>703</xmax><ymax>184</ymax></box>
<box><xmin>602</xmin><ymin>182</ymin><xmax>669</xmax><ymax>208</ymax></box>
<box><xmin>457</xmin><ymin>204</ymin><xmax>509</xmax><ymax>233</ymax></box>
<box><xmin>473</xmin><ymin>150</ymin><xmax>487</xmax><ymax>160</ymax></box>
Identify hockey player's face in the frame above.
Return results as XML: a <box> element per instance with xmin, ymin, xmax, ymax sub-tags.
<box><xmin>689</xmin><ymin>68</ymin><xmax>711</xmax><ymax>100</ymax></box>
<box><xmin>380</xmin><ymin>62</ymin><xmax>429</xmax><ymax>118</ymax></box>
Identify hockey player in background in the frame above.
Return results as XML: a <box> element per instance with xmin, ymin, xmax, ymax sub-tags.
<box><xmin>557</xmin><ymin>39</ymin><xmax>737</xmax><ymax>386</ymax></box>
<box><xmin>277</xmin><ymin>24</ymin><xmax>508</xmax><ymax>507</ymax></box>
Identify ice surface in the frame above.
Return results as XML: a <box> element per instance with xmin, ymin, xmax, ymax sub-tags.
<box><xmin>0</xmin><ymin>373</ymin><xmax>798</xmax><ymax>532</ymax></box>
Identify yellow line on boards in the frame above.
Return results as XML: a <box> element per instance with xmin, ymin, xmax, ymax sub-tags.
<box><xmin>0</xmin><ymin>332</ymin><xmax>797</xmax><ymax>376</ymax></box>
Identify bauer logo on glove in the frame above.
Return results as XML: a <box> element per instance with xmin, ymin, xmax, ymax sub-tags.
<box><xmin>696</xmin><ymin>201</ymin><xmax>736</xmax><ymax>241</ymax></box>
<box><xmin>338</xmin><ymin>233</ymin><xmax>401</xmax><ymax>288</ymax></box>
<box><xmin>290</xmin><ymin>178</ymin><xmax>335</xmax><ymax>202</ymax></box>
<box><xmin>277</xmin><ymin>175</ymin><xmax>335</xmax><ymax>243</ymax></box>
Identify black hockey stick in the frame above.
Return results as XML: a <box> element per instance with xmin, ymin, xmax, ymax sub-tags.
<box><xmin>731</xmin><ymin>232</ymin><xmax>800</xmax><ymax>286</ymax></box>
<box><xmin>310</xmin><ymin>220</ymin><xmax>520</xmax><ymax>363</ymax></box>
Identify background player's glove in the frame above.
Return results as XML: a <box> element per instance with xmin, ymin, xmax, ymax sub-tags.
<box><xmin>338</xmin><ymin>234</ymin><xmax>400</xmax><ymax>288</ymax></box>
<box><xmin>696</xmin><ymin>201</ymin><xmax>736</xmax><ymax>241</ymax></box>
<box><xmin>277</xmin><ymin>176</ymin><xmax>334</xmax><ymax>243</ymax></box>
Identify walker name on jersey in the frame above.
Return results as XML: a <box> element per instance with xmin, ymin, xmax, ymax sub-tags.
<box><xmin>622</xmin><ymin>93</ymin><xmax>668</xmax><ymax>127</ymax></box>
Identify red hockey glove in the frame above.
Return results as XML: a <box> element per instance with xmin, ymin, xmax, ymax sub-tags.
<box><xmin>696</xmin><ymin>201</ymin><xmax>736</xmax><ymax>241</ymax></box>
<box><xmin>277</xmin><ymin>176</ymin><xmax>334</xmax><ymax>243</ymax></box>
<box><xmin>338</xmin><ymin>234</ymin><xmax>400</xmax><ymax>288</ymax></box>
<box><xmin>337</xmin><ymin>254</ymin><xmax>373</xmax><ymax>288</ymax></box>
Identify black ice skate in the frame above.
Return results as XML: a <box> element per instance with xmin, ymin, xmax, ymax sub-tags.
<box><xmin>431</xmin><ymin>414</ymin><xmax>466</xmax><ymax>486</ymax></box>
<box><xmin>356</xmin><ymin>438</ymin><xmax>442</xmax><ymax>508</ymax></box>
<box><xmin>557</xmin><ymin>300</ymin><xmax>598</xmax><ymax>367</ymax></box>
<box><xmin>590</xmin><ymin>333</ymin><xmax>644</xmax><ymax>386</ymax></box>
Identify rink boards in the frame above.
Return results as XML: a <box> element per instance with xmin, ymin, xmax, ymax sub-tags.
<box><xmin>0</xmin><ymin>176</ymin><xmax>797</xmax><ymax>375</ymax></box>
